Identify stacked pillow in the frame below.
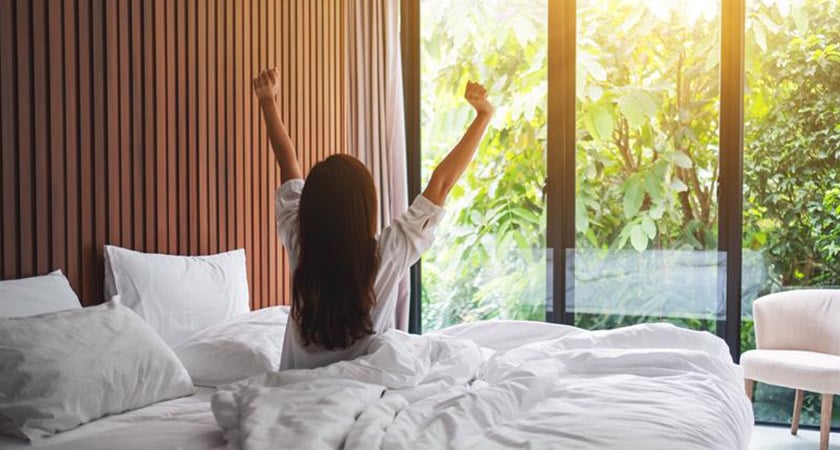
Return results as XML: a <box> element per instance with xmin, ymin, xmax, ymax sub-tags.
<box><xmin>0</xmin><ymin>247</ymin><xmax>290</xmax><ymax>441</ymax></box>
<box><xmin>0</xmin><ymin>270</ymin><xmax>81</xmax><ymax>318</ymax></box>
<box><xmin>104</xmin><ymin>245</ymin><xmax>251</xmax><ymax>347</ymax></box>
<box><xmin>0</xmin><ymin>273</ymin><xmax>194</xmax><ymax>440</ymax></box>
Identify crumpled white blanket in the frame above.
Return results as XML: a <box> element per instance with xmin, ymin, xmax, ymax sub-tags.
<box><xmin>212</xmin><ymin>323</ymin><xmax>752</xmax><ymax>450</ymax></box>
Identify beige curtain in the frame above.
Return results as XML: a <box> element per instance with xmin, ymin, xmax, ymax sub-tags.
<box><xmin>346</xmin><ymin>0</ymin><xmax>410</xmax><ymax>330</ymax></box>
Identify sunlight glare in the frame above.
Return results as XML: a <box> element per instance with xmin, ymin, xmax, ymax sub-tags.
<box><xmin>641</xmin><ymin>0</ymin><xmax>720</xmax><ymax>24</ymax></box>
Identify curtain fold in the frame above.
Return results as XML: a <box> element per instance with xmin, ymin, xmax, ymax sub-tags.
<box><xmin>346</xmin><ymin>0</ymin><xmax>410</xmax><ymax>330</ymax></box>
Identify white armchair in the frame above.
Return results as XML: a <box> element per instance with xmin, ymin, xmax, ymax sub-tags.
<box><xmin>742</xmin><ymin>289</ymin><xmax>840</xmax><ymax>450</ymax></box>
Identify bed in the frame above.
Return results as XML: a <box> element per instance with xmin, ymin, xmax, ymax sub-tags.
<box><xmin>1</xmin><ymin>318</ymin><xmax>753</xmax><ymax>450</ymax></box>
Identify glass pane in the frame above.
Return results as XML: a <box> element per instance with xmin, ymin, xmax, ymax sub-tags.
<box><xmin>573</xmin><ymin>0</ymin><xmax>723</xmax><ymax>331</ymax></box>
<box><xmin>741</xmin><ymin>0</ymin><xmax>840</xmax><ymax>427</ymax></box>
<box><xmin>420</xmin><ymin>0</ymin><xmax>548</xmax><ymax>332</ymax></box>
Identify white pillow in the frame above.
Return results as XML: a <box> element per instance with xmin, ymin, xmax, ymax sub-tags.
<box><xmin>0</xmin><ymin>299</ymin><xmax>195</xmax><ymax>441</ymax></box>
<box><xmin>105</xmin><ymin>245</ymin><xmax>251</xmax><ymax>347</ymax></box>
<box><xmin>0</xmin><ymin>270</ymin><xmax>82</xmax><ymax>318</ymax></box>
<box><xmin>175</xmin><ymin>306</ymin><xmax>289</xmax><ymax>387</ymax></box>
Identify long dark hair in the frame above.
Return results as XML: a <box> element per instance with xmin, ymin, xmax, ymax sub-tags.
<box><xmin>292</xmin><ymin>154</ymin><xmax>380</xmax><ymax>350</ymax></box>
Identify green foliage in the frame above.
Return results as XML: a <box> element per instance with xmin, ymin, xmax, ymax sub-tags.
<box><xmin>576</xmin><ymin>0</ymin><xmax>722</xmax><ymax>253</ymax></box>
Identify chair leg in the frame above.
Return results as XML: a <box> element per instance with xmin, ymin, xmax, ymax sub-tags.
<box><xmin>745</xmin><ymin>379</ymin><xmax>755</xmax><ymax>401</ymax></box>
<box><xmin>792</xmin><ymin>389</ymin><xmax>804</xmax><ymax>435</ymax></box>
<box><xmin>821</xmin><ymin>394</ymin><xmax>833</xmax><ymax>450</ymax></box>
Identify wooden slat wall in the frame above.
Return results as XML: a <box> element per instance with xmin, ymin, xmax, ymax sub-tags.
<box><xmin>0</xmin><ymin>0</ymin><xmax>347</xmax><ymax>307</ymax></box>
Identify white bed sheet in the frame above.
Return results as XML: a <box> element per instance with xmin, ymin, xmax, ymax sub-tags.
<box><xmin>1</xmin><ymin>320</ymin><xmax>753</xmax><ymax>450</ymax></box>
<box><xmin>0</xmin><ymin>388</ymin><xmax>223</xmax><ymax>450</ymax></box>
<box><xmin>214</xmin><ymin>321</ymin><xmax>754</xmax><ymax>450</ymax></box>
<box><xmin>429</xmin><ymin>319</ymin><xmax>581</xmax><ymax>351</ymax></box>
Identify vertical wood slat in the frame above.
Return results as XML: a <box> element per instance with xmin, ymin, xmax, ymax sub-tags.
<box><xmin>130</xmin><ymin>0</ymin><xmax>144</xmax><ymax>252</ymax></box>
<box><xmin>176</xmin><ymin>0</ymin><xmax>186</xmax><ymax>255</ymax></box>
<box><xmin>81</xmin><ymin>0</ymin><xmax>97</xmax><ymax>305</ymax></box>
<box><xmin>166</xmin><ymin>0</ymin><xmax>177</xmax><ymax>255</ymax></box>
<box><xmin>244</xmin><ymin>0</ymin><xmax>254</xmax><ymax>309</ymax></box>
<box><xmin>276</xmin><ymin>0</ymin><xmax>285</xmax><ymax>305</ymax></box>
<box><xmin>105</xmin><ymin>0</ymin><xmax>120</xmax><ymax>248</ymax></box>
<box><xmin>257</xmin><ymin>0</ymin><xmax>266</xmax><ymax>309</ymax></box>
<box><xmin>282</xmin><ymin>0</ymin><xmax>293</xmax><ymax>304</ymax></box>
<box><xmin>17</xmin><ymin>0</ymin><xmax>34</xmax><ymax>278</ymax></box>
<box><xmin>197</xmin><ymin>0</ymin><xmax>208</xmax><ymax>256</ymax></box>
<box><xmin>33</xmin><ymin>0</ymin><xmax>50</xmax><ymax>275</ymax></box>
<box><xmin>267</xmin><ymin>0</ymin><xmax>276</xmax><ymax>307</ymax></box>
<box><xmin>1</xmin><ymin>0</ymin><xmax>347</xmax><ymax>307</ymax></box>
<box><xmin>64</xmin><ymin>0</ymin><xmax>79</xmax><ymax>292</ymax></box>
<box><xmin>48</xmin><ymin>0</ymin><xmax>66</xmax><ymax>281</ymax></box>
<box><xmin>143</xmin><ymin>0</ymin><xmax>156</xmax><ymax>252</ymax></box>
<box><xmin>224</xmin><ymin>0</ymin><xmax>234</xmax><ymax>252</ymax></box>
<box><xmin>187</xmin><ymin>0</ymin><xmax>198</xmax><ymax>254</ymax></box>
<box><xmin>92</xmin><ymin>0</ymin><xmax>108</xmax><ymax>304</ymax></box>
<box><xmin>118</xmin><ymin>0</ymin><xmax>131</xmax><ymax>248</ymax></box>
<box><xmin>260</xmin><ymin>0</ymin><xmax>268</xmax><ymax>310</ymax></box>
<box><xmin>128</xmin><ymin>0</ymin><xmax>141</xmax><ymax>252</ymax></box>
<box><xmin>206</xmin><ymin>0</ymin><xmax>217</xmax><ymax>255</ymax></box>
<box><xmin>1</xmin><ymin>0</ymin><xmax>19</xmax><ymax>280</ymax></box>
<box><xmin>237</xmin><ymin>0</ymin><xmax>246</xmax><ymax>301</ymax></box>
<box><xmin>154</xmin><ymin>0</ymin><xmax>167</xmax><ymax>252</ymax></box>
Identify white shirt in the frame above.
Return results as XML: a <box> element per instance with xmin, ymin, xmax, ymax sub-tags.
<box><xmin>275</xmin><ymin>179</ymin><xmax>445</xmax><ymax>370</ymax></box>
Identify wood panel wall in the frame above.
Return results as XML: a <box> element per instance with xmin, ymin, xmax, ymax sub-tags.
<box><xmin>0</xmin><ymin>0</ymin><xmax>346</xmax><ymax>307</ymax></box>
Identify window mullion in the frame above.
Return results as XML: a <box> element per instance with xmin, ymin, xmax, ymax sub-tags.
<box><xmin>547</xmin><ymin>0</ymin><xmax>576</xmax><ymax>324</ymax></box>
<box><xmin>719</xmin><ymin>0</ymin><xmax>746</xmax><ymax>362</ymax></box>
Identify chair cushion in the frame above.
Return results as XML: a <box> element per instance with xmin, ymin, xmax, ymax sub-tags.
<box><xmin>741</xmin><ymin>349</ymin><xmax>840</xmax><ymax>394</ymax></box>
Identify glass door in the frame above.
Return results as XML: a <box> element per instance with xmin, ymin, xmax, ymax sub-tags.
<box><xmin>570</xmin><ymin>0</ymin><xmax>724</xmax><ymax>332</ymax></box>
<box><xmin>419</xmin><ymin>0</ymin><xmax>548</xmax><ymax>331</ymax></box>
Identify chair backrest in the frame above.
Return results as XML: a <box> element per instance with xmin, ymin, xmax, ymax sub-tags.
<box><xmin>753</xmin><ymin>289</ymin><xmax>840</xmax><ymax>356</ymax></box>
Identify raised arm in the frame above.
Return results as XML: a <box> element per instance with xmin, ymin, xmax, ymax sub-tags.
<box><xmin>422</xmin><ymin>81</ymin><xmax>494</xmax><ymax>206</ymax></box>
<box><xmin>253</xmin><ymin>68</ymin><xmax>303</xmax><ymax>183</ymax></box>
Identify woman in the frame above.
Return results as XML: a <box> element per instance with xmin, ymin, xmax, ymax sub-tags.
<box><xmin>253</xmin><ymin>67</ymin><xmax>494</xmax><ymax>370</ymax></box>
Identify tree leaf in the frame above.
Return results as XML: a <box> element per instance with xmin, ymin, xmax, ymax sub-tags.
<box><xmin>585</xmin><ymin>105</ymin><xmax>614</xmax><ymax>141</ymax></box>
<box><xmin>641</xmin><ymin>216</ymin><xmax>657</xmax><ymax>239</ymax></box>
<box><xmin>752</xmin><ymin>20</ymin><xmax>767</xmax><ymax>52</ymax></box>
<box><xmin>670</xmin><ymin>151</ymin><xmax>694</xmax><ymax>168</ymax></box>
<box><xmin>645</xmin><ymin>170</ymin><xmax>664</xmax><ymax>201</ymax></box>
<box><xmin>576</xmin><ymin>197</ymin><xmax>590</xmax><ymax>233</ymax></box>
<box><xmin>630</xmin><ymin>225</ymin><xmax>648</xmax><ymax>252</ymax></box>
<box><xmin>670</xmin><ymin>179</ymin><xmax>689</xmax><ymax>192</ymax></box>
<box><xmin>649</xmin><ymin>203</ymin><xmax>665</xmax><ymax>220</ymax></box>
<box><xmin>617</xmin><ymin>90</ymin><xmax>658</xmax><ymax>129</ymax></box>
<box><xmin>791</xmin><ymin>2</ymin><xmax>809</xmax><ymax>35</ymax></box>
<box><xmin>623</xmin><ymin>176</ymin><xmax>645</xmax><ymax>219</ymax></box>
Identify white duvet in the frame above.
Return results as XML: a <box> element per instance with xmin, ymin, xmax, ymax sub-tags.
<box><xmin>212</xmin><ymin>323</ymin><xmax>753</xmax><ymax>450</ymax></box>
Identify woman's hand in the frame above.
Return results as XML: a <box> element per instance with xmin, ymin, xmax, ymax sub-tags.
<box><xmin>255</xmin><ymin>67</ymin><xmax>303</xmax><ymax>182</ymax></box>
<box><xmin>465</xmin><ymin>81</ymin><xmax>494</xmax><ymax>116</ymax></box>
<box><xmin>253</xmin><ymin>68</ymin><xmax>281</xmax><ymax>100</ymax></box>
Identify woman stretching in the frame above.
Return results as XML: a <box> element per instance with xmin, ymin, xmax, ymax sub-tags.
<box><xmin>253</xmin><ymin>68</ymin><xmax>494</xmax><ymax>370</ymax></box>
